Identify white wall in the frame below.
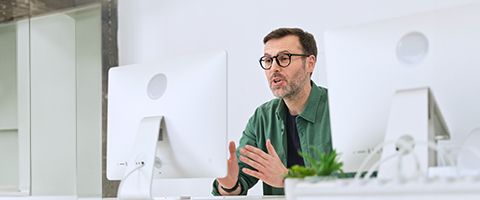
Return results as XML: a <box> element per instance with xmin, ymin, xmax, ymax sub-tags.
<box><xmin>118</xmin><ymin>0</ymin><xmax>480</xmax><ymax>196</ymax></box>
<box><xmin>0</xmin><ymin>24</ymin><xmax>19</xmax><ymax>190</ymax></box>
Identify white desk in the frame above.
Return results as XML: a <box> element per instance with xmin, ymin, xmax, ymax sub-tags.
<box><xmin>287</xmin><ymin>177</ymin><xmax>480</xmax><ymax>200</ymax></box>
<box><xmin>104</xmin><ymin>196</ymin><xmax>284</xmax><ymax>200</ymax></box>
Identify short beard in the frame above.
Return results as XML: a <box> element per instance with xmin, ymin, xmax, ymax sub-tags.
<box><xmin>276</xmin><ymin>80</ymin><xmax>302</xmax><ymax>100</ymax></box>
<box><xmin>271</xmin><ymin>62</ymin><xmax>308</xmax><ymax>100</ymax></box>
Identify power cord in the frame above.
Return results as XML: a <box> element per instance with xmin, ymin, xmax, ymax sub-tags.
<box><xmin>363</xmin><ymin>152</ymin><xmax>399</xmax><ymax>180</ymax></box>
<box><xmin>117</xmin><ymin>161</ymin><xmax>146</xmax><ymax>196</ymax></box>
<box><xmin>354</xmin><ymin>140</ymin><xmax>395</xmax><ymax>180</ymax></box>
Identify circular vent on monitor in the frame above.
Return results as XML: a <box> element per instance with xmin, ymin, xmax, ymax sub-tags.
<box><xmin>147</xmin><ymin>73</ymin><xmax>167</xmax><ymax>100</ymax></box>
<box><xmin>396</xmin><ymin>32</ymin><xmax>429</xmax><ymax>65</ymax></box>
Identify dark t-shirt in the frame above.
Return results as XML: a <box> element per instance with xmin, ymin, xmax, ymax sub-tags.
<box><xmin>285</xmin><ymin>113</ymin><xmax>305</xmax><ymax>167</ymax></box>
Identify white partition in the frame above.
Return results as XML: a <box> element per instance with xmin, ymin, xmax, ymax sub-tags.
<box><xmin>1</xmin><ymin>4</ymin><xmax>101</xmax><ymax>197</ymax></box>
<box><xmin>0</xmin><ymin>24</ymin><xmax>19</xmax><ymax>192</ymax></box>
<box><xmin>17</xmin><ymin>19</ymin><xmax>31</xmax><ymax>195</ymax></box>
<box><xmin>73</xmin><ymin>7</ymin><xmax>102</xmax><ymax>197</ymax></box>
<box><xmin>29</xmin><ymin>14</ymin><xmax>77</xmax><ymax>195</ymax></box>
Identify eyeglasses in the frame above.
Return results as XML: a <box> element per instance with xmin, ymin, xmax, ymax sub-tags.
<box><xmin>259</xmin><ymin>53</ymin><xmax>310</xmax><ymax>70</ymax></box>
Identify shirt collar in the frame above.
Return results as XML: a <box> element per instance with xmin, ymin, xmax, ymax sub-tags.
<box><xmin>299</xmin><ymin>81</ymin><xmax>322</xmax><ymax>123</ymax></box>
<box><xmin>275</xmin><ymin>81</ymin><xmax>323</xmax><ymax>123</ymax></box>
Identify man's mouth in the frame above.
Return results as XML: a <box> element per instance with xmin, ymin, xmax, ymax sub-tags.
<box><xmin>273</xmin><ymin>77</ymin><xmax>281</xmax><ymax>83</ymax></box>
<box><xmin>271</xmin><ymin>77</ymin><xmax>285</xmax><ymax>87</ymax></box>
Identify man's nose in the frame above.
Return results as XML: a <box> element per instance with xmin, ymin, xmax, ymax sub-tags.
<box><xmin>270</xmin><ymin>58</ymin><xmax>282</xmax><ymax>71</ymax></box>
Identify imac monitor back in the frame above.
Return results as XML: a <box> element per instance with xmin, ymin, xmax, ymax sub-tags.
<box><xmin>325</xmin><ymin>4</ymin><xmax>480</xmax><ymax>173</ymax></box>
<box><xmin>107</xmin><ymin>51</ymin><xmax>228</xmax><ymax>180</ymax></box>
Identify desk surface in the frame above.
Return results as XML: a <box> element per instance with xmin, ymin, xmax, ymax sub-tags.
<box><xmin>103</xmin><ymin>196</ymin><xmax>285</xmax><ymax>200</ymax></box>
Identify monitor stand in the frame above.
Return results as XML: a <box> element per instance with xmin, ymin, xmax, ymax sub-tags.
<box><xmin>378</xmin><ymin>87</ymin><xmax>450</xmax><ymax>180</ymax></box>
<box><xmin>118</xmin><ymin>116</ymin><xmax>163</xmax><ymax>200</ymax></box>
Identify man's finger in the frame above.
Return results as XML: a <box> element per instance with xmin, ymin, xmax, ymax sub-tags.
<box><xmin>228</xmin><ymin>141</ymin><xmax>237</xmax><ymax>160</ymax></box>
<box><xmin>242</xmin><ymin>168</ymin><xmax>264</xmax><ymax>180</ymax></box>
<box><xmin>243</xmin><ymin>145</ymin><xmax>270</xmax><ymax>160</ymax></box>
<box><xmin>240</xmin><ymin>147</ymin><xmax>268</xmax><ymax>164</ymax></box>
<box><xmin>239</xmin><ymin>155</ymin><xmax>266</xmax><ymax>172</ymax></box>
<box><xmin>266</xmin><ymin>139</ymin><xmax>279</xmax><ymax>158</ymax></box>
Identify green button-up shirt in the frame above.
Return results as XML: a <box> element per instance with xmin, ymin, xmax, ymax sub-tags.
<box><xmin>212</xmin><ymin>81</ymin><xmax>332</xmax><ymax>195</ymax></box>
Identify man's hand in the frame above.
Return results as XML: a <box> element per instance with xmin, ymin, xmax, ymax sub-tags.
<box><xmin>217</xmin><ymin>141</ymin><xmax>239</xmax><ymax>190</ymax></box>
<box><xmin>239</xmin><ymin>139</ymin><xmax>288</xmax><ymax>188</ymax></box>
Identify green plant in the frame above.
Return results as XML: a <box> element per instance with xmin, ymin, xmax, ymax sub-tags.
<box><xmin>286</xmin><ymin>149</ymin><xmax>343</xmax><ymax>178</ymax></box>
<box><xmin>286</xmin><ymin>165</ymin><xmax>316</xmax><ymax>179</ymax></box>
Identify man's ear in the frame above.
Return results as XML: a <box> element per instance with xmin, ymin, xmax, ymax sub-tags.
<box><xmin>307</xmin><ymin>55</ymin><xmax>316</xmax><ymax>73</ymax></box>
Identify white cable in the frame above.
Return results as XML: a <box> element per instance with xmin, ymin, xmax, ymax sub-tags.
<box><xmin>403</xmin><ymin>140</ymin><xmax>450</xmax><ymax>179</ymax></box>
<box><xmin>439</xmin><ymin>144</ymin><xmax>458</xmax><ymax>167</ymax></box>
<box><xmin>360</xmin><ymin>138</ymin><xmax>416</xmax><ymax>181</ymax></box>
<box><xmin>416</xmin><ymin>140</ymin><xmax>456</xmax><ymax>166</ymax></box>
<box><xmin>390</xmin><ymin>138</ymin><xmax>446</xmax><ymax>180</ymax></box>
<box><xmin>461</xmin><ymin>145</ymin><xmax>480</xmax><ymax>161</ymax></box>
<box><xmin>354</xmin><ymin>140</ymin><xmax>396</xmax><ymax>180</ymax></box>
<box><xmin>457</xmin><ymin>145</ymin><xmax>480</xmax><ymax>176</ymax></box>
<box><xmin>355</xmin><ymin>136</ymin><xmax>461</xmax><ymax>181</ymax></box>
<box><xmin>397</xmin><ymin>151</ymin><xmax>404</xmax><ymax>180</ymax></box>
<box><xmin>437</xmin><ymin>149</ymin><xmax>446</xmax><ymax>166</ymax></box>
<box><xmin>357</xmin><ymin>137</ymin><xmax>454</xmax><ymax>181</ymax></box>
<box><xmin>410</xmin><ymin>150</ymin><xmax>424</xmax><ymax>178</ymax></box>
<box><xmin>117</xmin><ymin>161</ymin><xmax>145</xmax><ymax>196</ymax></box>
<box><xmin>441</xmin><ymin>145</ymin><xmax>464</xmax><ymax>166</ymax></box>
<box><xmin>394</xmin><ymin>138</ymin><xmax>423</xmax><ymax>180</ymax></box>
<box><xmin>436</xmin><ymin>144</ymin><xmax>480</xmax><ymax>167</ymax></box>
<box><xmin>363</xmin><ymin>152</ymin><xmax>399</xmax><ymax>180</ymax></box>
<box><xmin>388</xmin><ymin>138</ymin><xmax>454</xmax><ymax>180</ymax></box>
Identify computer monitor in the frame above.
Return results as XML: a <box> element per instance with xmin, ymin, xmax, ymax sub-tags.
<box><xmin>325</xmin><ymin>4</ymin><xmax>480</xmax><ymax>174</ymax></box>
<box><xmin>107</xmin><ymin>51</ymin><xmax>228</xmax><ymax>198</ymax></box>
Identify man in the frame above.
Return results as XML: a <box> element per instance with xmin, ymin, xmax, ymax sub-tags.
<box><xmin>212</xmin><ymin>28</ymin><xmax>332</xmax><ymax>195</ymax></box>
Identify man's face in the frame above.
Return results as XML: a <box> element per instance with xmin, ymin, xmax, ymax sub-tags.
<box><xmin>263</xmin><ymin>35</ymin><xmax>315</xmax><ymax>99</ymax></box>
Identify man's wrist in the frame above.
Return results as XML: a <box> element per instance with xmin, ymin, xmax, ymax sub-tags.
<box><xmin>220</xmin><ymin>180</ymin><xmax>240</xmax><ymax>193</ymax></box>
